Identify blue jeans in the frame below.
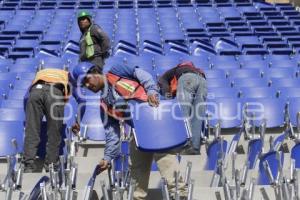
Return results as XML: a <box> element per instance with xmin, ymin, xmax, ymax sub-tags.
<box><xmin>176</xmin><ymin>73</ymin><xmax>207</xmax><ymax>152</ymax></box>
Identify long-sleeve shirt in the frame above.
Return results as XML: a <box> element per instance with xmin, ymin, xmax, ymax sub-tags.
<box><xmin>79</xmin><ymin>24</ymin><xmax>111</xmax><ymax>61</ymax></box>
<box><xmin>101</xmin><ymin>64</ymin><xmax>159</xmax><ymax>162</ymax></box>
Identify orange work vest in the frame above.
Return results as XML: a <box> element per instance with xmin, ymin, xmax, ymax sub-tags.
<box><xmin>32</xmin><ymin>69</ymin><xmax>69</xmax><ymax>100</ymax></box>
<box><xmin>169</xmin><ymin>61</ymin><xmax>205</xmax><ymax>97</ymax></box>
<box><xmin>100</xmin><ymin>72</ymin><xmax>148</xmax><ymax>119</ymax></box>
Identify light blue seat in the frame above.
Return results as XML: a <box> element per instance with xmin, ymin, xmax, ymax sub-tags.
<box><xmin>239</xmin><ymin>87</ymin><xmax>277</xmax><ymax>98</ymax></box>
<box><xmin>207</xmin><ymin>98</ymin><xmax>243</xmax><ymax>128</ymax></box>
<box><xmin>243</xmin><ymin>98</ymin><xmax>285</xmax><ymax>128</ymax></box>
<box><xmin>232</xmin><ymin>78</ymin><xmax>269</xmax><ymax>88</ymax></box>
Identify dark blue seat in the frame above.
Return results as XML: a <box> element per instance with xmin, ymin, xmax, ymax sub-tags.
<box><xmin>273</xmin><ymin>133</ymin><xmax>286</xmax><ymax>151</ymax></box>
<box><xmin>205</xmin><ymin>138</ymin><xmax>228</xmax><ymax>170</ymax></box>
<box><xmin>130</xmin><ymin>99</ymin><xmax>188</xmax><ymax>151</ymax></box>
<box><xmin>0</xmin><ymin>121</ymin><xmax>24</xmax><ymax>156</ymax></box>
<box><xmin>287</xmin><ymin>98</ymin><xmax>300</xmax><ymax>126</ymax></box>
<box><xmin>248</xmin><ymin>139</ymin><xmax>263</xmax><ymax>169</ymax></box>
<box><xmin>258</xmin><ymin>151</ymin><xmax>284</xmax><ymax>185</ymax></box>
<box><xmin>291</xmin><ymin>143</ymin><xmax>300</xmax><ymax>168</ymax></box>
<box><xmin>27</xmin><ymin>176</ymin><xmax>50</xmax><ymax>200</ymax></box>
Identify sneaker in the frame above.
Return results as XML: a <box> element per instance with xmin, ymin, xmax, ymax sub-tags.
<box><xmin>181</xmin><ymin>146</ymin><xmax>200</xmax><ymax>155</ymax></box>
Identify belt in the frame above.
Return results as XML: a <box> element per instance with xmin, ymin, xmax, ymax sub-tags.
<box><xmin>35</xmin><ymin>80</ymin><xmax>65</xmax><ymax>93</ymax></box>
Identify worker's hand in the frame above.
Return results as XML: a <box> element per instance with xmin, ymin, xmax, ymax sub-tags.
<box><xmin>71</xmin><ymin>122</ymin><xmax>80</xmax><ymax>135</ymax></box>
<box><xmin>148</xmin><ymin>94</ymin><xmax>159</xmax><ymax>107</ymax></box>
<box><xmin>99</xmin><ymin>159</ymin><xmax>110</xmax><ymax>171</ymax></box>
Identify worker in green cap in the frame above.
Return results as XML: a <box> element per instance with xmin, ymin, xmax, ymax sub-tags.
<box><xmin>77</xmin><ymin>10</ymin><xmax>111</xmax><ymax>72</ymax></box>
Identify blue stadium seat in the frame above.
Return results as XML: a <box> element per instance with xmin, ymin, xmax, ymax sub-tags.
<box><xmin>238</xmin><ymin>55</ymin><xmax>263</xmax><ymax>64</ymax></box>
<box><xmin>1</xmin><ymin>99</ymin><xmax>24</xmax><ymax>109</ymax></box>
<box><xmin>211</xmin><ymin>59</ymin><xmax>241</xmax><ymax>71</ymax></box>
<box><xmin>269</xmin><ymin>59</ymin><xmax>298</xmax><ymax>68</ymax></box>
<box><xmin>279</xmin><ymin>87</ymin><xmax>300</xmax><ymax>98</ymax></box>
<box><xmin>248</xmin><ymin>139</ymin><xmax>263</xmax><ymax>169</ymax></box>
<box><xmin>0</xmin><ymin>121</ymin><xmax>24</xmax><ymax>156</ymax></box>
<box><xmin>273</xmin><ymin>133</ymin><xmax>286</xmax><ymax>151</ymax></box>
<box><xmin>271</xmin><ymin>78</ymin><xmax>300</xmax><ymax>88</ymax></box>
<box><xmin>0</xmin><ymin>59</ymin><xmax>12</xmax><ymax>72</ymax></box>
<box><xmin>27</xmin><ymin>176</ymin><xmax>50</xmax><ymax>200</ymax></box>
<box><xmin>232</xmin><ymin>78</ymin><xmax>269</xmax><ymax>88</ymax></box>
<box><xmin>207</xmin><ymin>98</ymin><xmax>243</xmax><ymax>128</ymax></box>
<box><xmin>207</xmin><ymin>87</ymin><xmax>239</xmax><ymax>99</ymax></box>
<box><xmin>130</xmin><ymin>99</ymin><xmax>188</xmax><ymax>151</ymax></box>
<box><xmin>204</xmin><ymin>69</ymin><xmax>227</xmax><ymax>79</ymax></box>
<box><xmin>0</xmin><ymin>72</ymin><xmax>17</xmax><ymax>81</ymax></box>
<box><xmin>80</xmin><ymin>101</ymin><xmax>105</xmax><ymax>141</ymax></box>
<box><xmin>258</xmin><ymin>151</ymin><xmax>284</xmax><ymax>185</ymax></box>
<box><xmin>244</xmin><ymin>98</ymin><xmax>285</xmax><ymax>127</ymax></box>
<box><xmin>241</xmin><ymin>60</ymin><xmax>269</xmax><ymax>70</ymax></box>
<box><xmin>205</xmin><ymin>138</ymin><xmax>228</xmax><ymax>170</ymax></box>
<box><xmin>291</xmin><ymin>142</ymin><xmax>300</xmax><ymax>168</ymax></box>
<box><xmin>263</xmin><ymin>68</ymin><xmax>297</xmax><ymax>78</ymax></box>
<box><xmin>7</xmin><ymin>89</ymin><xmax>27</xmax><ymax>100</ymax></box>
<box><xmin>0</xmin><ymin>108</ymin><xmax>25</xmax><ymax>121</ymax></box>
<box><xmin>239</xmin><ymin>87</ymin><xmax>277</xmax><ymax>98</ymax></box>
<box><xmin>154</xmin><ymin>55</ymin><xmax>180</xmax><ymax>70</ymax></box>
<box><xmin>287</xmin><ymin>98</ymin><xmax>300</xmax><ymax>126</ymax></box>
<box><xmin>207</xmin><ymin>78</ymin><xmax>231</xmax><ymax>88</ymax></box>
<box><xmin>228</xmin><ymin>68</ymin><xmax>262</xmax><ymax>78</ymax></box>
<box><xmin>16</xmin><ymin>72</ymin><xmax>36</xmax><ymax>80</ymax></box>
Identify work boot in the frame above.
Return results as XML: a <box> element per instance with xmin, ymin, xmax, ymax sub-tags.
<box><xmin>181</xmin><ymin>146</ymin><xmax>200</xmax><ymax>155</ymax></box>
<box><xmin>23</xmin><ymin>161</ymin><xmax>38</xmax><ymax>173</ymax></box>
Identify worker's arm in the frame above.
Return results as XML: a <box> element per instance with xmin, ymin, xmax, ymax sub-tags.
<box><xmin>133</xmin><ymin>68</ymin><xmax>160</xmax><ymax>107</ymax></box>
<box><xmin>69</xmin><ymin>73</ymin><xmax>87</xmax><ymax>133</ymax></box>
<box><xmin>92</xmin><ymin>24</ymin><xmax>111</xmax><ymax>57</ymax></box>
<box><xmin>102</xmin><ymin>115</ymin><xmax>121</xmax><ymax>167</ymax></box>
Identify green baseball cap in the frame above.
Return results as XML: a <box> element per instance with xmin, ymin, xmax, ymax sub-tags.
<box><xmin>77</xmin><ymin>10</ymin><xmax>92</xmax><ymax>21</ymax></box>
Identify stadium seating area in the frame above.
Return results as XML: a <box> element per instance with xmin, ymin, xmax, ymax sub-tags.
<box><xmin>1</xmin><ymin>0</ymin><xmax>300</xmax><ymax>199</ymax></box>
